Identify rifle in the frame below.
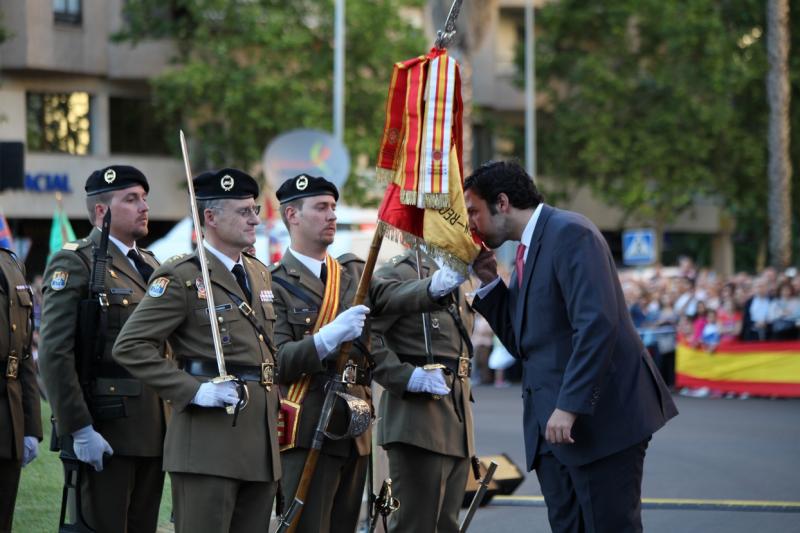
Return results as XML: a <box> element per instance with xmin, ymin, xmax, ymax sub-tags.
<box><xmin>55</xmin><ymin>208</ymin><xmax>112</xmax><ymax>533</ymax></box>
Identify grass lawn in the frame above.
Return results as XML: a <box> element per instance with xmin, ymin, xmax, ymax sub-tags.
<box><xmin>13</xmin><ymin>400</ymin><xmax>173</xmax><ymax>532</ymax></box>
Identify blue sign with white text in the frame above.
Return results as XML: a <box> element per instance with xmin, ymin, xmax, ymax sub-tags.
<box><xmin>622</xmin><ymin>229</ymin><xmax>656</xmax><ymax>266</ymax></box>
<box><xmin>25</xmin><ymin>173</ymin><xmax>72</xmax><ymax>193</ymax></box>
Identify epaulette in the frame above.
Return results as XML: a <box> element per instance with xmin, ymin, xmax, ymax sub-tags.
<box><xmin>62</xmin><ymin>238</ymin><xmax>90</xmax><ymax>252</ymax></box>
<box><xmin>243</xmin><ymin>252</ymin><xmax>267</xmax><ymax>269</ymax></box>
<box><xmin>139</xmin><ymin>247</ymin><xmax>156</xmax><ymax>258</ymax></box>
<box><xmin>165</xmin><ymin>253</ymin><xmax>191</xmax><ymax>265</ymax></box>
<box><xmin>337</xmin><ymin>253</ymin><xmax>364</xmax><ymax>265</ymax></box>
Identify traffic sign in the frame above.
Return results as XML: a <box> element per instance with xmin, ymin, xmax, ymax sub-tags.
<box><xmin>622</xmin><ymin>229</ymin><xmax>656</xmax><ymax>266</ymax></box>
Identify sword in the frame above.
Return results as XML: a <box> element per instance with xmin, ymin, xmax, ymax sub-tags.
<box><xmin>459</xmin><ymin>460</ymin><xmax>498</xmax><ymax>533</ymax></box>
<box><xmin>415</xmin><ymin>248</ymin><xmax>445</xmax><ymax>400</ymax></box>
<box><xmin>368</xmin><ymin>478</ymin><xmax>400</xmax><ymax>533</ymax></box>
<box><xmin>179</xmin><ymin>130</ymin><xmax>248</xmax><ymax>418</ymax></box>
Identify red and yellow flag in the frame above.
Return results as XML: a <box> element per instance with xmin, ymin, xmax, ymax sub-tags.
<box><xmin>375</xmin><ymin>48</ymin><xmax>478</xmax><ymax>271</ymax></box>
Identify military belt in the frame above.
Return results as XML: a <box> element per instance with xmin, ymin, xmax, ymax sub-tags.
<box><xmin>2</xmin><ymin>352</ymin><xmax>20</xmax><ymax>379</ymax></box>
<box><xmin>397</xmin><ymin>354</ymin><xmax>471</xmax><ymax>378</ymax></box>
<box><xmin>181</xmin><ymin>358</ymin><xmax>274</xmax><ymax>388</ymax></box>
<box><xmin>320</xmin><ymin>364</ymin><xmax>372</xmax><ymax>386</ymax></box>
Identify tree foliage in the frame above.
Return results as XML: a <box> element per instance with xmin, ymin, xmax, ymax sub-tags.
<box><xmin>116</xmin><ymin>0</ymin><xmax>426</xmax><ymax>203</ymax></box>
<box><xmin>527</xmin><ymin>0</ymin><xmax>798</xmax><ymax>267</ymax></box>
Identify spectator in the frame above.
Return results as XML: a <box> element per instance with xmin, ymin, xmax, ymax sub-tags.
<box><xmin>690</xmin><ymin>301</ymin><xmax>709</xmax><ymax>347</ymax></box>
<box><xmin>740</xmin><ymin>278</ymin><xmax>772</xmax><ymax>341</ymax></box>
<box><xmin>701</xmin><ymin>309</ymin><xmax>722</xmax><ymax>352</ymax></box>
<box><xmin>768</xmin><ymin>281</ymin><xmax>800</xmax><ymax>340</ymax></box>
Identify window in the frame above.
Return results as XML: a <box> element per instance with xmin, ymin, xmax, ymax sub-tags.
<box><xmin>26</xmin><ymin>92</ymin><xmax>92</xmax><ymax>155</ymax></box>
<box><xmin>109</xmin><ymin>97</ymin><xmax>171</xmax><ymax>155</ymax></box>
<box><xmin>53</xmin><ymin>0</ymin><xmax>82</xmax><ymax>25</ymax></box>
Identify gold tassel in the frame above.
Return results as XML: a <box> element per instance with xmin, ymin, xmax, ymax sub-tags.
<box><xmin>422</xmin><ymin>193</ymin><xmax>451</xmax><ymax>209</ymax></box>
<box><xmin>399</xmin><ymin>189</ymin><xmax>418</xmax><ymax>206</ymax></box>
<box><xmin>375</xmin><ymin>167</ymin><xmax>396</xmax><ymax>185</ymax></box>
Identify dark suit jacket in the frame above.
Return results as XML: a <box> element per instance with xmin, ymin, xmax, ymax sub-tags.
<box><xmin>473</xmin><ymin>205</ymin><xmax>677</xmax><ymax>470</ymax></box>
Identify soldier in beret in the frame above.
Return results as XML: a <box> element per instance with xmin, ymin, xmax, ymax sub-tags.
<box><xmin>271</xmin><ymin>174</ymin><xmax>467</xmax><ymax>533</ymax></box>
<box><xmin>371</xmin><ymin>249</ymin><xmax>476</xmax><ymax>533</ymax></box>
<box><xmin>113</xmin><ymin>168</ymin><xmax>280</xmax><ymax>533</ymax></box>
<box><xmin>39</xmin><ymin>165</ymin><xmax>165</xmax><ymax>532</ymax></box>
<box><xmin>0</xmin><ymin>248</ymin><xmax>42</xmax><ymax>533</ymax></box>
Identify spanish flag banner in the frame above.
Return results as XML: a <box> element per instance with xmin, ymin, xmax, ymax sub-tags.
<box><xmin>375</xmin><ymin>48</ymin><xmax>478</xmax><ymax>271</ymax></box>
<box><xmin>676</xmin><ymin>340</ymin><xmax>800</xmax><ymax>397</ymax></box>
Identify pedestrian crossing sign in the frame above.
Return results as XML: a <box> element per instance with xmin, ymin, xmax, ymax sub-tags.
<box><xmin>622</xmin><ymin>229</ymin><xmax>656</xmax><ymax>266</ymax></box>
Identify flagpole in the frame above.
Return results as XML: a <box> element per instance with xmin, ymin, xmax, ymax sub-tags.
<box><xmin>333</xmin><ymin>0</ymin><xmax>345</xmax><ymax>142</ymax></box>
<box><xmin>524</xmin><ymin>0</ymin><xmax>536</xmax><ymax>179</ymax></box>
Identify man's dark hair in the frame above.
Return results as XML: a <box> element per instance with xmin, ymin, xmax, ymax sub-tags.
<box><xmin>464</xmin><ymin>160</ymin><xmax>543</xmax><ymax>214</ymax></box>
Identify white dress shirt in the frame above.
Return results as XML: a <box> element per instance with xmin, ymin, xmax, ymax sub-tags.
<box><xmin>107</xmin><ymin>233</ymin><xmax>140</xmax><ymax>271</ymax></box>
<box><xmin>476</xmin><ymin>203</ymin><xmax>544</xmax><ymax>298</ymax></box>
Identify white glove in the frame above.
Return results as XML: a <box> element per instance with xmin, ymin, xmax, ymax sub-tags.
<box><xmin>315</xmin><ymin>305</ymin><xmax>370</xmax><ymax>359</ymax></box>
<box><xmin>22</xmin><ymin>436</ymin><xmax>38</xmax><ymax>467</ymax></box>
<box><xmin>192</xmin><ymin>381</ymin><xmax>240</xmax><ymax>408</ymax></box>
<box><xmin>72</xmin><ymin>425</ymin><xmax>113</xmax><ymax>472</ymax></box>
<box><xmin>429</xmin><ymin>264</ymin><xmax>467</xmax><ymax>298</ymax></box>
<box><xmin>406</xmin><ymin>367</ymin><xmax>451</xmax><ymax>395</ymax></box>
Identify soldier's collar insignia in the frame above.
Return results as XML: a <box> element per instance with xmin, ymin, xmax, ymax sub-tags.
<box><xmin>104</xmin><ymin>168</ymin><xmax>116</xmax><ymax>183</ymax></box>
<box><xmin>50</xmin><ymin>271</ymin><xmax>69</xmax><ymax>291</ymax></box>
<box><xmin>221</xmin><ymin>174</ymin><xmax>234</xmax><ymax>191</ymax></box>
<box><xmin>260</xmin><ymin>289</ymin><xmax>274</xmax><ymax>303</ymax></box>
<box><xmin>296</xmin><ymin>175</ymin><xmax>308</xmax><ymax>190</ymax></box>
<box><xmin>148</xmin><ymin>277</ymin><xmax>170</xmax><ymax>298</ymax></box>
<box><xmin>109</xmin><ymin>269</ymin><xmax>119</xmax><ymax>279</ymax></box>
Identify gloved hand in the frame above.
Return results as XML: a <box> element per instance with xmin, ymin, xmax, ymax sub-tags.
<box><xmin>22</xmin><ymin>436</ymin><xmax>38</xmax><ymax>467</ymax></box>
<box><xmin>72</xmin><ymin>425</ymin><xmax>113</xmax><ymax>472</ymax></box>
<box><xmin>192</xmin><ymin>381</ymin><xmax>240</xmax><ymax>408</ymax></box>
<box><xmin>406</xmin><ymin>367</ymin><xmax>451</xmax><ymax>395</ymax></box>
<box><xmin>315</xmin><ymin>305</ymin><xmax>370</xmax><ymax>359</ymax></box>
<box><xmin>429</xmin><ymin>263</ymin><xmax>467</xmax><ymax>298</ymax></box>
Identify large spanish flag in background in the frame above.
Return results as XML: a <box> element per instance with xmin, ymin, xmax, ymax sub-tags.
<box><xmin>676</xmin><ymin>340</ymin><xmax>800</xmax><ymax>397</ymax></box>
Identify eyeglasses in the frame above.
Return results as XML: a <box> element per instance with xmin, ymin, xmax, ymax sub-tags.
<box><xmin>230</xmin><ymin>205</ymin><xmax>261</xmax><ymax>218</ymax></box>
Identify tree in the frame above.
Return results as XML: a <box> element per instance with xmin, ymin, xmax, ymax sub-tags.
<box><xmin>116</xmin><ymin>0</ymin><xmax>426</xmax><ymax>204</ymax></box>
<box><xmin>766</xmin><ymin>0</ymin><xmax>792</xmax><ymax>269</ymax></box>
<box><xmin>527</xmin><ymin>1</ymin><xmax>784</xmax><ymax>266</ymax></box>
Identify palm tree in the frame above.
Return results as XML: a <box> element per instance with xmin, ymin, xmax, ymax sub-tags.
<box><xmin>766</xmin><ymin>0</ymin><xmax>792</xmax><ymax>268</ymax></box>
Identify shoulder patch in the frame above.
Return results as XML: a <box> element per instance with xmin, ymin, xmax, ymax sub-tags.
<box><xmin>50</xmin><ymin>271</ymin><xmax>69</xmax><ymax>291</ymax></box>
<box><xmin>148</xmin><ymin>277</ymin><xmax>170</xmax><ymax>298</ymax></box>
<box><xmin>337</xmin><ymin>253</ymin><xmax>365</xmax><ymax>265</ymax></box>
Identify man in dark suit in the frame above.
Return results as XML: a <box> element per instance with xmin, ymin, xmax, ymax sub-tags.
<box><xmin>464</xmin><ymin>161</ymin><xmax>678</xmax><ymax>533</ymax></box>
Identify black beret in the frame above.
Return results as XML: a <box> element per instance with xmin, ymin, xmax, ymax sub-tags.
<box><xmin>85</xmin><ymin>165</ymin><xmax>149</xmax><ymax>196</ymax></box>
<box><xmin>276</xmin><ymin>174</ymin><xmax>339</xmax><ymax>204</ymax></box>
<box><xmin>194</xmin><ymin>168</ymin><xmax>259</xmax><ymax>200</ymax></box>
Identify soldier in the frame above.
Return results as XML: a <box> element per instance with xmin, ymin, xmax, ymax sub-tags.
<box><xmin>112</xmin><ymin>169</ymin><xmax>280</xmax><ymax>533</ymax></box>
<box><xmin>39</xmin><ymin>165</ymin><xmax>165</xmax><ymax>533</ymax></box>
<box><xmin>0</xmin><ymin>248</ymin><xmax>42</xmax><ymax>533</ymax></box>
<box><xmin>372</xmin><ymin>249</ymin><xmax>475</xmax><ymax>533</ymax></box>
<box><xmin>271</xmin><ymin>174</ymin><xmax>466</xmax><ymax>533</ymax></box>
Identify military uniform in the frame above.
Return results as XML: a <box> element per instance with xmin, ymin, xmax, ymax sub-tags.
<box><xmin>39</xmin><ymin>228</ymin><xmax>165</xmax><ymax>532</ymax></box>
<box><xmin>113</xmin><ymin>249</ymin><xmax>281</xmax><ymax>532</ymax></box>
<box><xmin>372</xmin><ymin>250</ymin><xmax>475</xmax><ymax>533</ymax></box>
<box><xmin>0</xmin><ymin>248</ymin><xmax>42</xmax><ymax>533</ymax></box>
<box><xmin>271</xmin><ymin>249</ymin><xmax>441</xmax><ymax>533</ymax></box>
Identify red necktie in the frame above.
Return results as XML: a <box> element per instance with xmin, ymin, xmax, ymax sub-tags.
<box><xmin>515</xmin><ymin>243</ymin><xmax>526</xmax><ymax>288</ymax></box>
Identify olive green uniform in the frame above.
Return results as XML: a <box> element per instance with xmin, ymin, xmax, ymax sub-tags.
<box><xmin>0</xmin><ymin>249</ymin><xmax>42</xmax><ymax>533</ymax></box>
<box><xmin>372</xmin><ymin>250</ymin><xmax>475</xmax><ymax>533</ymax></box>
<box><xmin>39</xmin><ymin>229</ymin><xmax>165</xmax><ymax>533</ymax></box>
<box><xmin>271</xmin><ymin>250</ymin><xmax>442</xmax><ymax>533</ymax></box>
<box><xmin>112</xmin><ymin>250</ymin><xmax>281</xmax><ymax>533</ymax></box>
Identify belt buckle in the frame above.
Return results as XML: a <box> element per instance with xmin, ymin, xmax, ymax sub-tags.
<box><xmin>6</xmin><ymin>352</ymin><xmax>19</xmax><ymax>379</ymax></box>
<box><xmin>238</xmin><ymin>302</ymin><xmax>254</xmax><ymax>316</ymax></box>
<box><xmin>457</xmin><ymin>357</ymin><xmax>470</xmax><ymax>379</ymax></box>
<box><xmin>260</xmin><ymin>362</ymin><xmax>274</xmax><ymax>390</ymax></box>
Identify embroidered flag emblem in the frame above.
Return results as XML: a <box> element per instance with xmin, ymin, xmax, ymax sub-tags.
<box><xmin>50</xmin><ymin>271</ymin><xmax>69</xmax><ymax>291</ymax></box>
<box><xmin>148</xmin><ymin>277</ymin><xmax>170</xmax><ymax>298</ymax></box>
